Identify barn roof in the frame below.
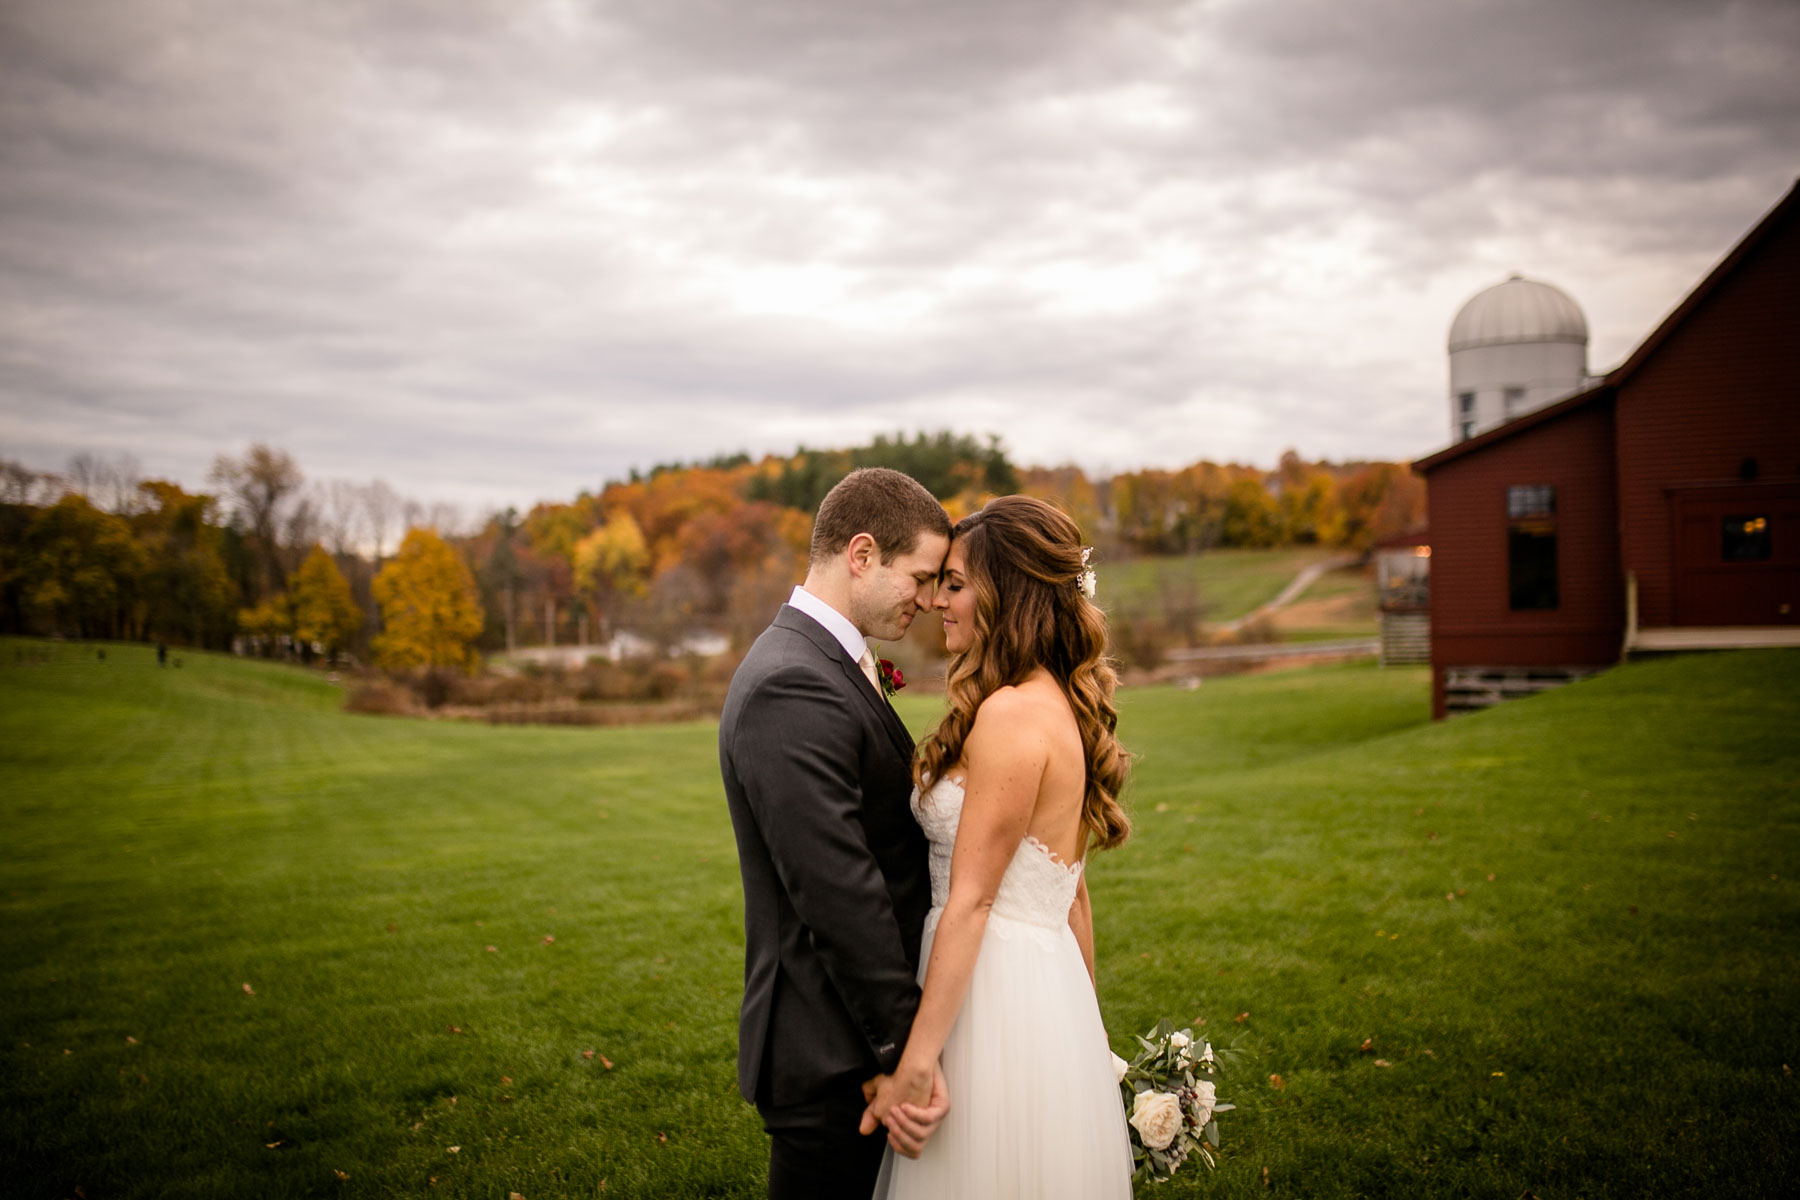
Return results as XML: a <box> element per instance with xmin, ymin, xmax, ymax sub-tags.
<box><xmin>1414</xmin><ymin>177</ymin><xmax>1800</xmax><ymax>475</ymax></box>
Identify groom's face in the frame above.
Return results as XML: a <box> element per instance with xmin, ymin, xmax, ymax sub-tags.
<box><xmin>849</xmin><ymin>530</ymin><xmax>950</xmax><ymax>642</ymax></box>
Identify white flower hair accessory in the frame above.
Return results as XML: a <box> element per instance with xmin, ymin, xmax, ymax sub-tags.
<box><xmin>1078</xmin><ymin>546</ymin><xmax>1097</xmax><ymax>599</ymax></box>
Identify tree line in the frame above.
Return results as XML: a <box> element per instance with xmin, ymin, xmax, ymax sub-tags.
<box><xmin>0</xmin><ymin>434</ymin><xmax>1423</xmax><ymax>667</ymax></box>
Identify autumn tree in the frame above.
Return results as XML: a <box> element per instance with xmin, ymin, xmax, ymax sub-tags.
<box><xmin>210</xmin><ymin>444</ymin><xmax>302</xmax><ymax>597</ymax></box>
<box><xmin>20</xmin><ymin>494</ymin><xmax>143</xmax><ymax>637</ymax></box>
<box><xmin>133</xmin><ymin>481</ymin><xmax>235</xmax><ymax>647</ymax></box>
<box><xmin>1222</xmin><ymin>477</ymin><xmax>1280</xmax><ymax>548</ymax></box>
<box><xmin>573</xmin><ymin>511</ymin><xmax>650</xmax><ymax>639</ymax></box>
<box><xmin>371</xmin><ymin>528</ymin><xmax>484</xmax><ymax>677</ymax></box>
<box><xmin>291</xmin><ymin>544</ymin><xmax>364</xmax><ymax>663</ymax></box>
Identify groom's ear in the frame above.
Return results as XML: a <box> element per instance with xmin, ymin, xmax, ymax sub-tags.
<box><xmin>845</xmin><ymin>531</ymin><xmax>880</xmax><ymax>577</ymax></box>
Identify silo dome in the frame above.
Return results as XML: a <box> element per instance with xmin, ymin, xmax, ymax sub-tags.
<box><xmin>1448</xmin><ymin>275</ymin><xmax>1588</xmax><ymax>351</ymax></box>
<box><xmin>1446</xmin><ymin>275</ymin><xmax>1592</xmax><ymax>442</ymax></box>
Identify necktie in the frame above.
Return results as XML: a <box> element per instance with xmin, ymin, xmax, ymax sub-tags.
<box><xmin>857</xmin><ymin>647</ymin><xmax>881</xmax><ymax>694</ymax></box>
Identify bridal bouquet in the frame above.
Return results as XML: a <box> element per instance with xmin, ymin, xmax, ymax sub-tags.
<box><xmin>1113</xmin><ymin>1019</ymin><xmax>1233</xmax><ymax>1183</ymax></box>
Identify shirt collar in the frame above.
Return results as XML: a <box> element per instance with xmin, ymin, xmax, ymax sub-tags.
<box><xmin>787</xmin><ymin>584</ymin><xmax>870</xmax><ymax>664</ymax></box>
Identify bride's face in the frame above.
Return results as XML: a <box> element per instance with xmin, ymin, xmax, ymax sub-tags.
<box><xmin>933</xmin><ymin>539</ymin><xmax>977</xmax><ymax>654</ymax></box>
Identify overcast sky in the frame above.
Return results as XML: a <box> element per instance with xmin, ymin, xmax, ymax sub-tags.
<box><xmin>2</xmin><ymin>0</ymin><xmax>1796</xmax><ymax>519</ymax></box>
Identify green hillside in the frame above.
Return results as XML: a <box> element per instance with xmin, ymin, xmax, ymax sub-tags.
<box><xmin>2</xmin><ymin>640</ymin><xmax>1795</xmax><ymax>1197</ymax></box>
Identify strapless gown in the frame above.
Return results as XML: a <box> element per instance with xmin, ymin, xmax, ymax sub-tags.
<box><xmin>873</xmin><ymin>776</ymin><xmax>1132</xmax><ymax>1199</ymax></box>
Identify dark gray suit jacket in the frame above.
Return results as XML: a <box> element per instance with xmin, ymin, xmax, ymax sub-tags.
<box><xmin>719</xmin><ymin>604</ymin><xmax>932</xmax><ymax>1112</ymax></box>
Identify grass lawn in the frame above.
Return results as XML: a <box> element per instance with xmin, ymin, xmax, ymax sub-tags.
<box><xmin>3</xmin><ymin>639</ymin><xmax>1796</xmax><ymax>1198</ymax></box>
<box><xmin>1103</xmin><ymin>548</ymin><xmax>1346</xmax><ymax>625</ymax></box>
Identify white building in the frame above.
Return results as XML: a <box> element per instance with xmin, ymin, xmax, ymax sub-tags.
<box><xmin>1447</xmin><ymin>275</ymin><xmax>1593</xmax><ymax>442</ymax></box>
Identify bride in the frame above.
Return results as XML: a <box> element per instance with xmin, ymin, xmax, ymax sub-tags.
<box><xmin>863</xmin><ymin>495</ymin><xmax>1134</xmax><ymax>1199</ymax></box>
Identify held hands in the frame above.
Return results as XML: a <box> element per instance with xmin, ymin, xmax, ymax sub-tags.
<box><xmin>858</xmin><ymin>1059</ymin><xmax>950</xmax><ymax>1158</ymax></box>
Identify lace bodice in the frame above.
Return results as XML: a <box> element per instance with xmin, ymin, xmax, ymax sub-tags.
<box><xmin>910</xmin><ymin>775</ymin><xmax>1082</xmax><ymax>930</ymax></box>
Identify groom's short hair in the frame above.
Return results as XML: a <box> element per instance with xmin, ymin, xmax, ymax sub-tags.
<box><xmin>811</xmin><ymin>468</ymin><xmax>951</xmax><ymax>564</ymax></box>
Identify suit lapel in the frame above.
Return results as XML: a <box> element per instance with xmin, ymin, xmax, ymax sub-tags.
<box><xmin>775</xmin><ymin>606</ymin><xmax>915</xmax><ymax>760</ymax></box>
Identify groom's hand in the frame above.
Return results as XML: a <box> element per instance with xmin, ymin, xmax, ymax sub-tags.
<box><xmin>882</xmin><ymin>1062</ymin><xmax>950</xmax><ymax>1158</ymax></box>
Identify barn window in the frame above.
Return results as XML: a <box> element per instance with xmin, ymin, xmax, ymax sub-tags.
<box><xmin>1723</xmin><ymin>515</ymin><xmax>1771</xmax><ymax>561</ymax></box>
<box><xmin>1507</xmin><ymin>484</ymin><xmax>1558</xmax><ymax>610</ymax></box>
<box><xmin>1504</xmin><ymin>386</ymin><xmax>1527</xmax><ymax>416</ymax></box>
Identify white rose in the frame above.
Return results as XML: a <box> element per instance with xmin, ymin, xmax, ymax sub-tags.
<box><xmin>1189</xmin><ymin>1079</ymin><xmax>1217</xmax><ymax>1126</ymax></box>
<box><xmin>1169</xmin><ymin>1031</ymin><xmax>1191</xmax><ymax>1050</ymax></box>
<box><xmin>1111</xmin><ymin>1052</ymin><xmax>1130</xmax><ymax>1083</ymax></box>
<box><xmin>1129</xmin><ymin>1091</ymin><xmax>1183</xmax><ymax>1151</ymax></box>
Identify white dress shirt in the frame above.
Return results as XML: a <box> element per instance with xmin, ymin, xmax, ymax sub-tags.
<box><xmin>786</xmin><ymin>584</ymin><xmax>872</xmax><ymax>668</ymax></box>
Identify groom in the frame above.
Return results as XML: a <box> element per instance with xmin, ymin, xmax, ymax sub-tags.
<box><xmin>720</xmin><ymin>467</ymin><xmax>954</xmax><ymax>1199</ymax></box>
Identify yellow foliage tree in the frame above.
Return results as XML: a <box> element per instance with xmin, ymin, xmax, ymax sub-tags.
<box><xmin>371</xmin><ymin>528</ymin><xmax>484</xmax><ymax>672</ymax></box>
<box><xmin>574</xmin><ymin>513</ymin><xmax>650</xmax><ymax>598</ymax></box>
<box><xmin>291</xmin><ymin>544</ymin><xmax>364</xmax><ymax>660</ymax></box>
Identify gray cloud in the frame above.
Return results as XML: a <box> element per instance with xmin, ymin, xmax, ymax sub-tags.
<box><xmin>2</xmin><ymin>0</ymin><xmax>1796</xmax><ymax>515</ymax></box>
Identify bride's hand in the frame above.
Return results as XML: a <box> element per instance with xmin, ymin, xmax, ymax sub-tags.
<box><xmin>857</xmin><ymin>1059</ymin><xmax>935</xmax><ymax>1147</ymax></box>
<box><xmin>883</xmin><ymin>1060</ymin><xmax>950</xmax><ymax>1158</ymax></box>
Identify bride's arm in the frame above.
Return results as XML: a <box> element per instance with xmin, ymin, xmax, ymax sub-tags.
<box><xmin>1068</xmin><ymin>872</ymin><xmax>1096</xmax><ymax>988</ymax></box>
<box><xmin>863</xmin><ymin>689</ymin><xmax>1047</xmax><ymax>1119</ymax></box>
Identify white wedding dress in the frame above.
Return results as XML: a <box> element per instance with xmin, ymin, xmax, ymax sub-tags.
<box><xmin>873</xmin><ymin>775</ymin><xmax>1133</xmax><ymax>1200</ymax></box>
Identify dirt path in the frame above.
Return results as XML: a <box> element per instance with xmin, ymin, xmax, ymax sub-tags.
<box><xmin>1217</xmin><ymin>552</ymin><xmax>1361</xmax><ymax>633</ymax></box>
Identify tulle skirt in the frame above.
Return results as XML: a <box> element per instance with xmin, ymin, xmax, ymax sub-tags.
<box><xmin>873</xmin><ymin>909</ymin><xmax>1133</xmax><ymax>1200</ymax></box>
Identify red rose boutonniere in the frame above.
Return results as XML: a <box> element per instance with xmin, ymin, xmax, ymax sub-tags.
<box><xmin>877</xmin><ymin>657</ymin><xmax>904</xmax><ymax>700</ymax></box>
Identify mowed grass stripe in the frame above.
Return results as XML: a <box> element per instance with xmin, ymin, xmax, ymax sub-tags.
<box><xmin>3</xmin><ymin>639</ymin><xmax>1796</xmax><ymax>1198</ymax></box>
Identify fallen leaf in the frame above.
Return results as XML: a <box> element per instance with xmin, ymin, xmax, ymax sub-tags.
<box><xmin>542</xmin><ymin>935</ymin><xmax>555</xmax><ymax>945</ymax></box>
<box><xmin>510</xmin><ymin>1193</ymin><xmax>525</xmax><ymax>1200</ymax></box>
<box><xmin>334</xmin><ymin>1169</ymin><xmax>350</xmax><ymax>1180</ymax></box>
<box><xmin>428</xmin><ymin>1177</ymin><xmax>437</xmax><ymax>1185</ymax></box>
<box><xmin>501</xmin><ymin>1095</ymin><xmax>513</xmax><ymax>1102</ymax></box>
<box><xmin>1268</xmin><ymin>1073</ymin><xmax>1285</xmax><ymax>1089</ymax></box>
<box><xmin>447</xmin><ymin>1095</ymin><xmax>457</xmax><ymax>1106</ymax></box>
<box><xmin>485</xmin><ymin>946</ymin><xmax>497</xmax><ymax>953</ymax></box>
<box><xmin>412</xmin><ymin>1122</ymin><xmax>423</xmax><ymax>1131</ymax></box>
<box><xmin>1374</xmin><ymin>1059</ymin><xmax>1392</xmax><ymax>1068</ymax></box>
<box><xmin>501</xmin><ymin>1075</ymin><xmax>513</xmax><ymax>1085</ymax></box>
<box><xmin>1234</xmin><ymin>1012</ymin><xmax>1249</xmax><ymax>1024</ymax></box>
<box><xmin>601</xmin><ymin>1055</ymin><xmax>614</xmax><ymax>1070</ymax></box>
<box><xmin>242</xmin><ymin>983</ymin><xmax>255</xmax><ymax>995</ymax></box>
<box><xmin>582</xmin><ymin>1049</ymin><xmax>595</xmax><ymax>1060</ymax></box>
<box><xmin>1446</xmin><ymin>892</ymin><xmax>1456</xmax><ymax>901</ymax></box>
<box><xmin>1358</xmin><ymin>1038</ymin><xmax>1373</xmax><ymax>1053</ymax></box>
<box><xmin>655</xmin><ymin>1132</ymin><xmax>668</xmax><ymax>1145</ymax></box>
<box><xmin>125</xmin><ymin>1036</ymin><xmax>138</xmax><ymax>1045</ymax></box>
<box><xmin>265</xmin><ymin>1141</ymin><xmax>285</xmax><ymax>1149</ymax></box>
<box><xmin>1487</xmin><ymin>873</ymin><xmax>1496</xmax><ymax>882</ymax></box>
<box><xmin>447</xmin><ymin>1026</ymin><xmax>463</xmax><ymax>1035</ymax></box>
<box><xmin>1262</xmin><ymin>1165</ymin><xmax>1272</xmax><ymax>1188</ymax></box>
<box><xmin>1427</xmin><ymin>831</ymin><xmax>1438</xmax><ymax>841</ymax></box>
<box><xmin>1492</xmin><ymin>1071</ymin><xmax>1505</xmax><ymax>1078</ymax></box>
<box><xmin>447</xmin><ymin>1145</ymin><xmax>460</xmax><ymax>1154</ymax></box>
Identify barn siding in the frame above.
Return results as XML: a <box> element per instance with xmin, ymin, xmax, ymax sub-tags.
<box><xmin>1425</xmin><ymin>399</ymin><xmax>1621</xmax><ymax>717</ymax></box>
<box><xmin>1615</xmin><ymin>199</ymin><xmax>1800</xmax><ymax>626</ymax></box>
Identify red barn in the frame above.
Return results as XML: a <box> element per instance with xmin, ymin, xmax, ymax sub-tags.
<box><xmin>1415</xmin><ymin>180</ymin><xmax>1800</xmax><ymax>718</ymax></box>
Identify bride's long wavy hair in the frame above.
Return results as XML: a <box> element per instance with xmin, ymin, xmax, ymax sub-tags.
<box><xmin>914</xmin><ymin>496</ymin><xmax>1131</xmax><ymax>852</ymax></box>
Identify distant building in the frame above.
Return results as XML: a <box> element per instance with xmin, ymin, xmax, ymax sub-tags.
<box><xmin>1374</xmin><ymin>532</ymin><xmax>1431</xmax><ymax>666</ymax></box>
<box><xmin>1448</xmin><ymin>275</ymin><xmax>1596</xmax><ymax>442</ymax></box>
<box><xmin>1415</xmin><ymin>179</ymin><xmax>1800</xmax><ymax>719</ymax></box>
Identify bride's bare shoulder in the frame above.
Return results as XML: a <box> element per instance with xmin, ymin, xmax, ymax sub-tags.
<box><xmin>969</xmin><ymin>675</ymin><xmax>1067</xmax><ymax>739</ymax></box>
